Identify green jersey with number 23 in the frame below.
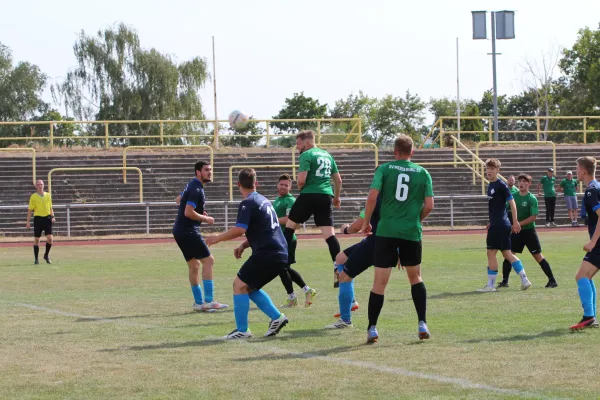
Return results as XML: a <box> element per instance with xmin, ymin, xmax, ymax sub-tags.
<box><xmin>298</xmin><ymin>147</ymin><xmax>339</xmax><ymax>196</ymax></box>
<box><xmin>370</xmin><ymin>160</ymin><xmax>434</xmax><ymax>242</ymax></box>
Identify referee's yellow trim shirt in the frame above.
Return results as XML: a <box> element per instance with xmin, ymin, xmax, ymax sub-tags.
<box><xmin>29</xmin><ymin>192</ymin><xmax>52</xmax><ymax>216</ymax></box>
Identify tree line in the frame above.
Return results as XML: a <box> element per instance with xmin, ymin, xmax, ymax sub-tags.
<box><xmin>2</xmin><ymin>22</ymin><xmax>600</xmax><ymax>148</ymax></box>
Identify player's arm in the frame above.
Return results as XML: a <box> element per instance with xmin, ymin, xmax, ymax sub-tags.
<box><xmin>184</xmin><ymin>205</ymin><xmax>213</xmax><ymax>224</ymax></box>
<box><xmin>421</xmin><ymin>197</ymin><xmax>434</xmax><ymax>221</ymax></box>
<box><xmin>50</xmin><ymin>206</ymin><xmax>55</xmax><ymax>221</ymax></box>
<box><xmin>361</xmin><ymin>188</ymin><xmax>379</xmax><ymax>234</ymax></box>
<box><xmin>537</xmin><ymin>182</ymin><xmax>542</xmax><ymax>195</ymax></box>
<box><xmin>207</xmin><ymin>226</ymin><xmax>246</xmax><ymax>246</ymax></box>
<box><xmin>519</xmin><ymin>215</ymin><xmax>536</xmax><ymax>226</ymax></box>
<box><xmin>296</xmin><ymin>171</ymin><xmax>307</xmax><ymax>191</ymax></box>
<box><xmin>341</xmin><ymin>216</ymin><xmax>364</xmax><ymax>234</ymax></box>
<box><xmin>332</xmin><ymin>172</ymin><xmax>342</xmax><ymax>208</ymax></box>
<box><xmin>558</xmin><ymin>181</ymin><xmax>564</xmax><ymax>193</ymax></box>
<box><xmin>508</xmin><ymin>199</ymin><xmax>521</xmax><ymax>233</ymax></box>
<box><xmin>175</xmin><ymin>194</ymin><xmax>182</xmax><ymax>206</ymax></box>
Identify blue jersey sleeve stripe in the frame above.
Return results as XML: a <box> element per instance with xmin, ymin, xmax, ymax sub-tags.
<box><xmin>593</xmin><ymin>204</ymin><xmax>600</xmax><ymax>212</ymax></box>
<box><xmin>507</xmin><ymin>195</ymin><xmax>513</xmax><ymax>201</ymax></box>
<box><xmin>235</xmin><ymin>223</ymin><xmax>248</xmax><ymax>229</ymax></box>
<box><xmin>186</xmin><ymin>201</ymin><xmax>197</xmax><ymax>208</ymax></box>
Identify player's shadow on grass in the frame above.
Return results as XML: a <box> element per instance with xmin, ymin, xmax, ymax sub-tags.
<box><xmin>463</xmin><ymin>328</ymin><xmax>569</xmax><ymax>344</ymax></box>
<box><xmin>252</xmin><ymin>328</ymin><xmax>335</xmax><ymax>343</ymax></box>
<box><xmin>233</xmin><ymin>344</ymin><xmax>361</xmax><ymax>362</ymax></box>
<box><xmin>100</xmin><ymin>338</ymin><xmax>226</xmax><ymax>352</ymax></box>
<box><xmin>387</xmin><ymin>291</ymin><xmax>482</xmax><ymax>303</ymax></box>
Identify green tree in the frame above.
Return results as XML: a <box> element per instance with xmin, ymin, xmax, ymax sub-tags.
<box><xmin>0</xmin><ymin>42</ymin><xmax>48</xmax><ymax>146</ymax></box>
<box><xmin>560</xmin><ymin>24</ymin><xmax>600</xmax><ymax>112</ymax></box>
<box><xmin>52</xmin><ymin>23</ymin><xmax>209</xmax><ymax>146</ymax></box>
<box><xmin>368</xmin><ymin>91</ymin><xmax>426</xmax><ymax>146</ymax></box>
<box><xmin>271</xmin><ymin>92</ymin><xmax>327</xmax><ymax>134</ymax></box>
<box><xmin>219</xmin><ymin>119</ymin><xmax>263</xmax><ymax>147</ymax></box>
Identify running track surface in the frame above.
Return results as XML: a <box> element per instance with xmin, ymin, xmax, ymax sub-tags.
<box><xmin>0</xmin><ymin>227</ymin><xmax>586</xmax><ymax>248</ymax></box>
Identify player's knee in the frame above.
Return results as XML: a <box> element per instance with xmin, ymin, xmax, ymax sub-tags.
<box><xmin>339</xmin><ymin>271</ymin><xmax>352</xmax><ymax>283</ymax></box>
<box><xmin>335</xmin><ymin>252</ymin><xmax>347</xmax><ymax>265</ymax></box>
<box><xmin>233</xmin><ymin>277</ymin><xmax>248</xmax><ymax>294</ymax></box>
<box><xmin>46</xmin><ymin>235</ymin><xmax>53</xmax><ymax>244</ymax></box>
<box><xmin>201</xmin><ymin>255</ymin><xmax>214</xmax><ymax>267</ymax></box>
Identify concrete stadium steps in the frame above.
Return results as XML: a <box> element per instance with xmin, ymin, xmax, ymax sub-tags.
<box><xmin>1</xmin><ymin>145</ymin><xmax>598</xmax><ymax>237</ymax></box>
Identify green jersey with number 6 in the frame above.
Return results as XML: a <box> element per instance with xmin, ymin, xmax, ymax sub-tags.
<box><xmin>370</xmin><ymin>160</ymin><xmax>434</xmax><ymax>241</ymax></box>
<box><xmin>298</xmin><ymin>147</ymin><xmax>339</xmax><ymax>196</ymax></box>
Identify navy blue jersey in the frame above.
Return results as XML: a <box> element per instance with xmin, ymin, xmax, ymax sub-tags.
<box><xmin>584</xmin><ymin>180</ymin><xmax>600</xmax><ymax>244</ymax></box>
<box><xmin>173</xmin><ymin>178</ymin><xmax>205</xmax><ymax>232</ymax></box>
<box><xmin>488</xmin><ymin>179</ymin><xmax>512</xmax><ymax>227</ymax></box>
<box><xmin>236</xmin><ymin>191</ymin><xmax>288</xmax><ymax>261</ymax></box>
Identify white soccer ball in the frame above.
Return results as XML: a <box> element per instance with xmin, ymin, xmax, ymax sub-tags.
<box><xmin>228</xmin><ymin>110</ymin><xmax>250</xmax><ymax>130</ymax></box>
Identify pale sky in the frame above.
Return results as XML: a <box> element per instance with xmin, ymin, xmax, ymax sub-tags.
<box><xmin>2</xmin><ymin>0</ymin><xmax>600</xmax><ymax>124</ymax></box>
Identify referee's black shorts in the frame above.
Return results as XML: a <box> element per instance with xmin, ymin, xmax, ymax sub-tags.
<box><xmin>33</xmin><ymin>216</ymin><xmax>53</xmax><ymax>237</ymax></box>
<box><xmin>288</xmin><ymin>193</ymin><xmax>334</xmax><ymax>227</ymax></box>
<box><xmin>511</xmin><ymin>229</ymin><xmax>542</xmax><ymax>255</ymax></box>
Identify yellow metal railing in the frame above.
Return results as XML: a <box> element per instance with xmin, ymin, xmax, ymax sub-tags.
<box><xmin>122</xmin><ymin>145</ymin><xmax>214</xmax><ymax>183</ymax></box>
<box><xmin>0</xmin><ymin>147</ymin><xmax>36</xmax><ymax>184</ymax></box>
<box><xmin>475</xmin><ymin>141</ymin><xmax>556</xmax><ymax>187</ymax></box>
<box><xmin>424</xmin><ymin>116</ymin><xmax>600</xmax><ymax>148</ymax></box>
<box><xmin>449</xmin><ymin>135</ymin><xmax>506</xmax><ymax>194</ymax></box>
<box><xmin>48</xmin><ymin>167</ymin><xmax>144</xmax><ymax>203</ymax></box>
<box><xmin>0</xmin><ymin>118</ymin><xmax>361</xmax><ymax>150</ymax></box>
<box><xmin>229</xmin><ymin>165</ymin><xmax>297</xmax><ymax>201</ymax></box>
<box><xmin>291</xmin><ymin>143</ymin><xmax>378</xmax><ymax>180</ymax></box>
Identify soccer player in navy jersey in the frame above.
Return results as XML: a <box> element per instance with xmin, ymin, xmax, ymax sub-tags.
<box><xmin>206</xmin><ymin>168</ymin><xmax>289</xmax><ymax>339</ymax></box>
<box><xmin>477</xmin><ymin>159</ymin><xmax>532</xmax><ymax>292</ymax></box>
<box><xmin>570</xmin><ymin>156</ymin><xmax>600</xmax><ymax>330</ymax></box>
<box><xmin>173</xmin><ymin>161</ymin><xmax>228</xmax><ymax>312</ymax></box>
<box><xmin>325</xmin><ymin>196</ymin><xmax>382</xmax><ymax>329</ymax></box>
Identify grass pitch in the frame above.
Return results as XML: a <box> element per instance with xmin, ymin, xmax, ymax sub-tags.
<box><xmin>1</xmin><ymin>231</ymin><xmax>598</xmax><ymax>399</ymax></box>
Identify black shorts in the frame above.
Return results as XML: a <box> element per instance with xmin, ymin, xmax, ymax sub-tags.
<box><xmin>287</xmin><ymin>193</ymin><xmax>334</xmax><ymax>227</ymax></box>
<box><xmin>584</xmin><ymin>248</ymin><xmax>600</xmax><ymax>269</ymax></box>
<box><xmin>511</xmin><ymin>229</ymin><xmax>542</xmax><ymax>254</ymax></box>
<box><xmin>487</xmin><ymin>225</ymin><xmax>512</xmax><ymax>251</ymax></box>
<box><xmin>374</xmin><ymin>236</ymin><xmax>422</xmax><ymax>268</ymax></box>
<box><xmin>33</xmin><ymin>216</ymin><xmax>52</xmax><ymax>237</ymax></box>
<box><xmin>287</xmin><ymin>239</ymin><xmax>297</xmax><ymax>265</ymax></box>
<box><xmin>237</xmin><ymin>255</ymin><xmax>288</xmax><ymax>290</ymax></box>
<box><xmin>173</xmin><ymin>230</ymin><xmax>211</xmax><ymax>262</ymax></box>
<box><xmin>342</xmin><ymin>236</ymin><xmax>376</xmax><ymax>278</ymax></box>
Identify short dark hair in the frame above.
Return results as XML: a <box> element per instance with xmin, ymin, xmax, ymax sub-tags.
<box><xmin>517</xmin><ymin>173</ymin><xmax>532</xmax><ymax>183</ymax></box>
<box><xmin>195</xmin><ymin>160</ymin><xmax>211</xmax><ymax>173</ymax></box>
<box><xmin>296</xmin><ymin>130</ymin><xmax>315</xmax><ymax>141</ymax></box>
<box><xmin>278</xmin><ymin>173</ymin><xmax>291</xmax><ymax>182</ymax></box>
<box><xmin>238</xmin><ymin>168</ymin><xmax>257</xmax><ymax>189</ymax></box>
<box><xmin>394</xmin><ymin>134</ymin><xmax>413</xmax><ymax>155</ymax></box>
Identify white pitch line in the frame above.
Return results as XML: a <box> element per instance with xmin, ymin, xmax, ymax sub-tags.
<box><xmin>9</xmin><ymin>302</ymin><xmax>175</xmax><ymax>330</ymax></box>
<box><xmin>5</xmin><ymin>302</ymin><xmax>571</xmax><ymax>400</ymax></box>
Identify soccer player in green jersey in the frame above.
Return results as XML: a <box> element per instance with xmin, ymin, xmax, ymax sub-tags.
<box><xmin>273</xmin><ymin>174</ymin><xmax>316</xmax><ymax>307</ymax></box>
<box><xmin>538</xmin><ymin>167</ymin><xmax>557</xmax><ymax>227</ymax></box>
<box><xmin>361</xmin><ymin>134</ymin><xmax>434</xmax><ymax>343</ymax></box>
<box><xmin>284</xmin><ymin>130</ymin><xmax>343</xmax><ymax>287</ymax></box>
<box><xmin>559</xmin><ymin>171</ymin><xmax>580</xmax><ymax>226</ymax></box>
<box><xmin>497</xmin><ymin>174</ymin><xmax>558</xmax><ymax>289</ymax></box>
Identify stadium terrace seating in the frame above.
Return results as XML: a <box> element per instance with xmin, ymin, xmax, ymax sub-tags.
<box><xmin>0</xmin><ymin>145</ymin><xmax>598</xmax><ymax>237</ymax></box>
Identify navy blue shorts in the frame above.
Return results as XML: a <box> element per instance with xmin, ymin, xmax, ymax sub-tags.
<box><xmin>584</xmin><ymin>247</ymin><xmax>600</xmax><ymax>269</ymax></box>
<box><xmin>173</xmin><ymin>230</ymin><xmax>211</xmax><ymax>262</ymax></box>
<box><xmin>487</xmin><ymin>225</ymin><xmax>512</xmax><ymax>251</ymax></box>
<box><xmin>238</xmin><ymin>255</ymin><xmax>288</xmax><ymax>290</ymax></box>
<box><xmin>342</xmin><ymin>237</ymin><xmax>376</xmax><ymax>278</ymax></box>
